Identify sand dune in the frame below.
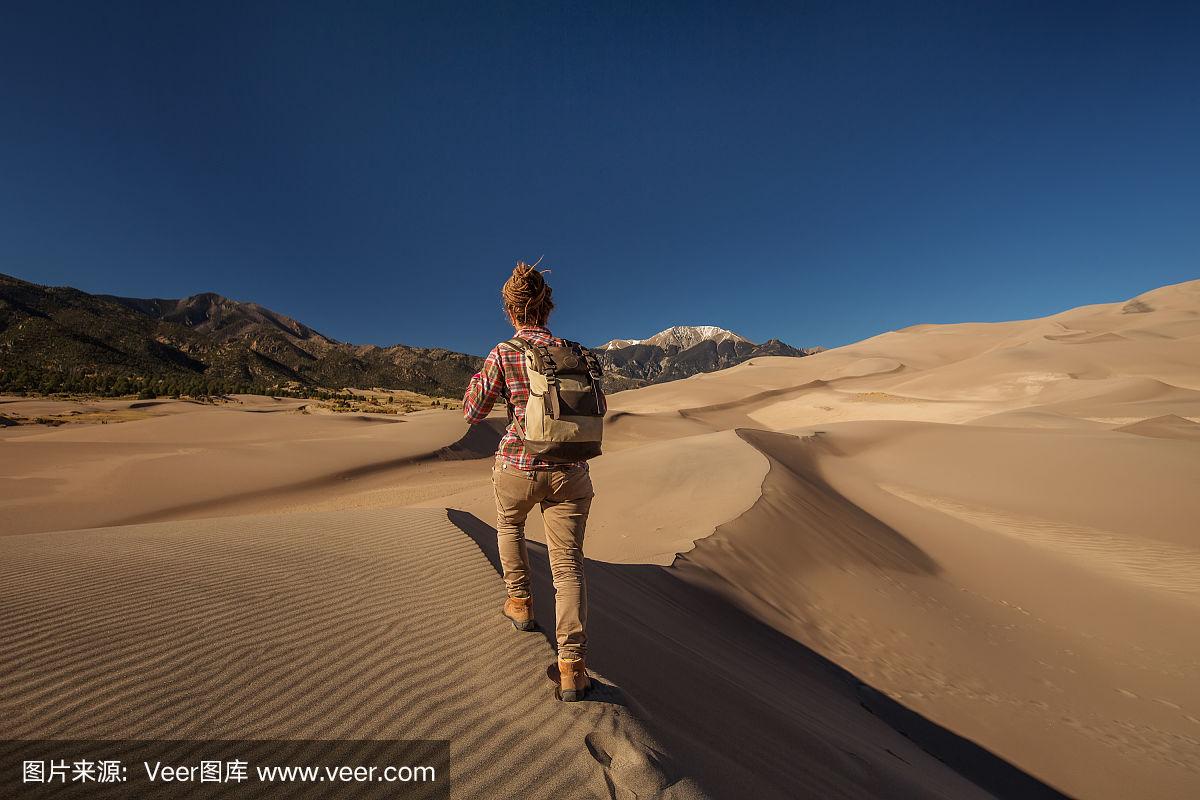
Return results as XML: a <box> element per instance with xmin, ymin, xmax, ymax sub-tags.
<box><xmin>3</xmin><ymin>279</ymin><xmax>1199</xmax><ymax>798</ymax></box>
<box><xmin>597</xmin><ymin>280</ymin><xmax>1200</xmax><ymax>798</ymax></box>
<box><xmin>416</xmin><ymin>428</ymin><xmax>770</xmax><ymax>565</ymax></box>
<box><xmin>878</xmin><ymin>482</ymin><xmax>1200</xmax><ymax>601</ymax></box>
<box><xmin>670</xmin><ymin>421</ymin><xmax>1200</xmax><ymax>799</ymax></box>
<box><xmin>611</xmin><ymin>279</ymin><xmax>1200</xmax><ymax>431</ymax></box>
<box><xmin>0</xmin><ymin>508</ymin><xmax>1008</xmax><ymax>799</ymax></box>
<box><xmin>1115</xmin><ymin>413</ymin><xmax>1200</xmax><ymax>440</ymax></box>
<box><xmin>0</xmin><ymin>509</ymin><xmax>708</xmax><ymax>798</ymax></box>
<box><xmin>0</xmin><ymin>403</ymin><xmax>471</xmax><ymax>535</ymax></box>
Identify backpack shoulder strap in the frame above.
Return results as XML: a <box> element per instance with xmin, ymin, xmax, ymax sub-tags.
<box><xmin>498</xmin><ymin>336</ymin><xmax>530</xmax><ymax>354</ymax></box>
<box><xmin>497</xmin><ymin>336</ymin><xmax>561</xmax><ymax>423</ymax></box>
<box><xmin>499</xmin><ymin>336</ymin><xmax>547</xmax><ymax>373</ymax></box>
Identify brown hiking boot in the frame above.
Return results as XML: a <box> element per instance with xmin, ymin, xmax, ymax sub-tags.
<box><xmin>502</xmin><ymin>595</ymin><xmax>536</xmax><ymax>631</ymax></box>
<box><xmin>558</xmin><ymin>655</ymin><xmax>591</xmax><ymax>702</ymax></box>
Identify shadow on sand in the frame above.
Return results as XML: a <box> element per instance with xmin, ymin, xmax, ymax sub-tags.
<box><xmin>447</xmin><ymin>509</ymin><xmax>1073</xmax><ymax>800</ymax></box>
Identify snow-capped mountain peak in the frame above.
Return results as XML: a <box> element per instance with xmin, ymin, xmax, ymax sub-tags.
<box><xmin>597</xmin><ymin>325</ymin><xmax>749</xmax><ymax>352</ymax></box>
<box><xmin>597</xmin><ymin>337</ymin><xmax>643</xmax><ymax>351</ymax></box>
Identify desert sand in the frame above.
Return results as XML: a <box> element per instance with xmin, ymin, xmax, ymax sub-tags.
<box><xmin>3</xmin><ymin>279</ymin><xmax>1199</xmax><ymax>798</ymax></box>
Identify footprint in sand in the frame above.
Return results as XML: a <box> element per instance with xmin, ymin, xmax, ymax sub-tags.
<box><xmin>585</xmin><ymin>727</ymin><xmax>697</xmax><ymax>800</ymax></box>
<box><xmin>542</xmin><ymin>664</ymin><xmax>699</xmax><ymax>798</ymax></box>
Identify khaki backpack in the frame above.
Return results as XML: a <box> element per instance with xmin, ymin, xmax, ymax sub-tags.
<box><xmin>499</xmin><ymin>337</ymin><xmax>605</xmax><ymax>462</ymax></box>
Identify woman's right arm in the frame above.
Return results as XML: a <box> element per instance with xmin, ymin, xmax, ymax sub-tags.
<box><xmin>462</xmin><ymin>347</ymin><xmax>505</xmax><ymax>424</ymax></box>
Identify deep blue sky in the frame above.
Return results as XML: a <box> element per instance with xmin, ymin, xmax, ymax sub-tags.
<box><xmin>2</xmin><ymin>1</ymin><xmax>1197</xmax><ymax>355</ymax></box>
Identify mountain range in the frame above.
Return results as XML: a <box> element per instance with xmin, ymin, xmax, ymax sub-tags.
<box><xmin>0</xmin><ymin>273</ymin><xmax>480</xmax><ymax>397</ymax></box>
<box><xmin>0</xmin><ymin>273</ymin><xmax>816</xmax><ymax>397</ymax></box>
<box><xmin>598</xmin><ymin>325</ymin><xmax>750</xmax><ymax>352</ymax></box>
<box><xmin>596</xmin><ymin>325</ymin><xmax>820</xmax><ymax>391</ymax></box>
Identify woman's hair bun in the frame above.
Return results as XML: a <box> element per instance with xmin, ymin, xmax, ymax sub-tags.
<box><xmin>503</xmin><ymin>257</ymin><xmax>555</xmax><ymax>326</ymax></box>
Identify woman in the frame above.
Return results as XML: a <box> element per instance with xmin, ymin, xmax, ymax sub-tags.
<box><xmin>462</xmin><ymin>260</ymin><xmax>603</xmax><ymax>702</ymax></box>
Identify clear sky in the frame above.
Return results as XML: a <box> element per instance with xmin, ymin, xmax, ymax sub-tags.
<box><xmin>2</xmin><ymin>1</ymin><xmax>1197</xmax><ymax>355</ymax></box>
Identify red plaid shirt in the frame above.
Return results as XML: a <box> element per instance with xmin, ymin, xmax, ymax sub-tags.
<box><xmin>463</xmin><ymin>326</ymin><xmax>605</xmax><ymax>470</ymax></box>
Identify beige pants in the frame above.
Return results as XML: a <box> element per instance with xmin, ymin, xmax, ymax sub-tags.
<box><xmin>491</xmin><ymin>457</ymin><xmax>594</xmax><ymax>659</ymax></box>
